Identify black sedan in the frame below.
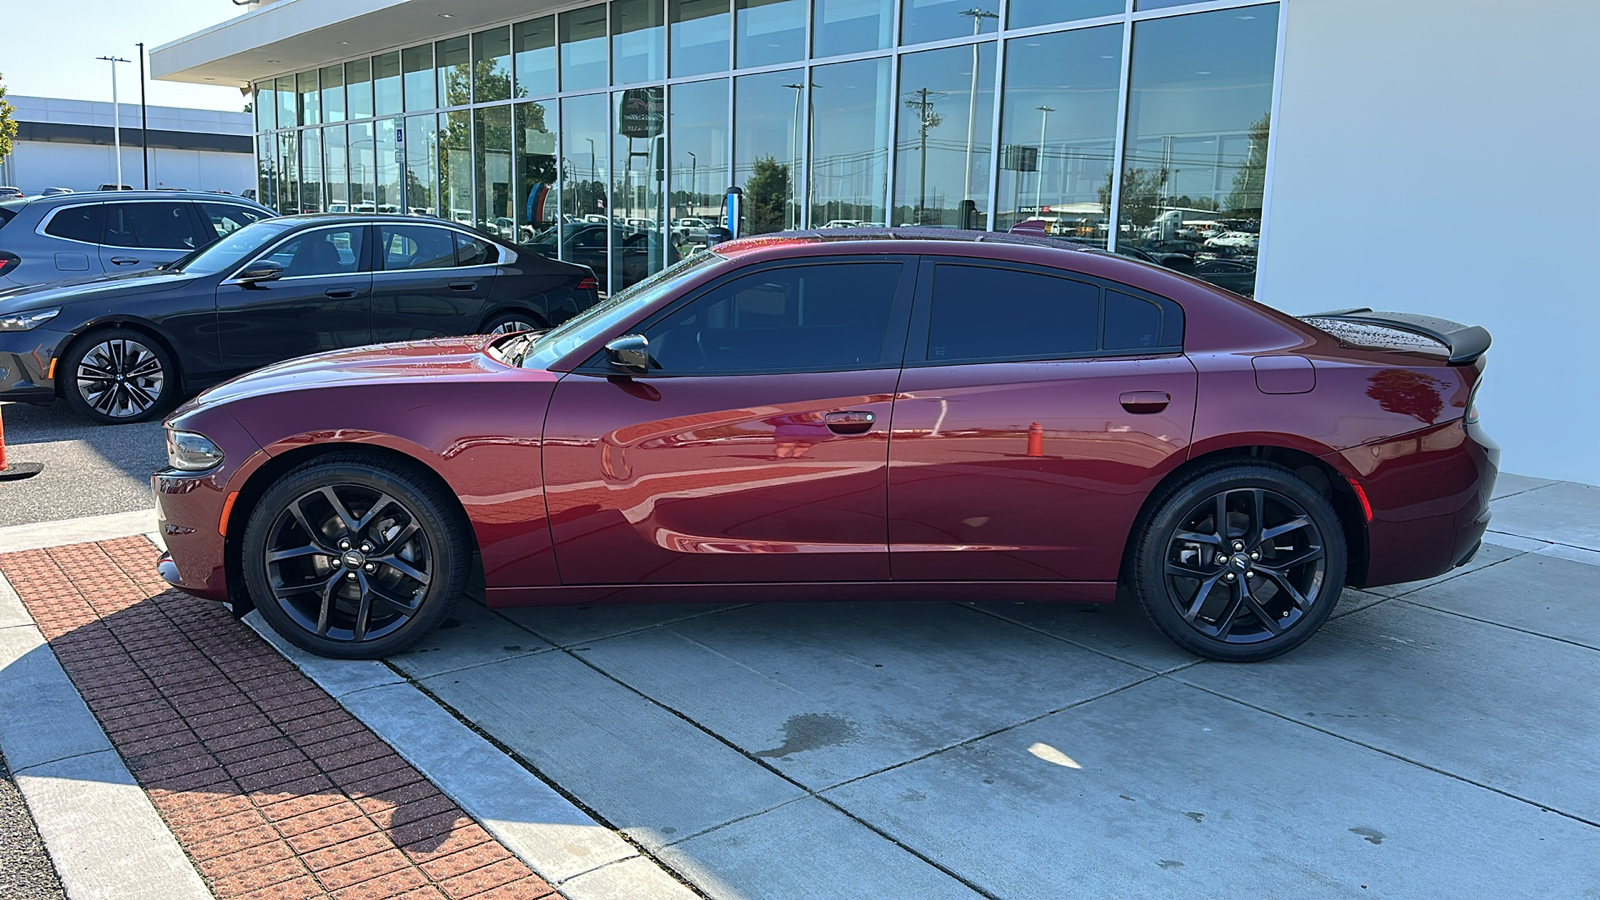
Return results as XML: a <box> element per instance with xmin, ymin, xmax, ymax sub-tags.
<box><xmin>0</xmin><ymin>214</ymin><xmax>599</xmax><ymax>424</ymax></box>
<box><xmin>522</xmin><ymin>222</ymin><xmax>680</xmax><ymax>293</ymax></box>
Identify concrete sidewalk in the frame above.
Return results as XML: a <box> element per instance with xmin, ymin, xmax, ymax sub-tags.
<box><xmin>0</xmin><ymin>473</ymin><xmax>1595</xmax><ymax>899</ymax></box>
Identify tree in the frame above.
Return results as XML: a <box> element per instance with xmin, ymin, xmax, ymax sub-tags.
<box><xmin>1099</xmin><ymin>166</ymin><xmax>1168</xmax><ymax>229</ymax></box>
<box><xmin>1225</xmin><ymin>112</ymin><xmax>1270</xmax><ymax>215</ymax></box>
<box><xmin>743</xmin><ymin>156</ymin><xmax>791</xmax><ymax>235</ymax></box>
<box><xmin>0</xmin><ymin>73</ymin><xmax>17</xmax><ymax>163</ymax></box>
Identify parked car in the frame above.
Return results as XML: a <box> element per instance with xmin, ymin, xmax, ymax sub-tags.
<box><xmin>0</xmin><ymin>187</ymin><xmax>23</xmax><ymax>201</ymax></box>
<box><xmin>0</xmin><ymin>190</ymin><xmax>275</xmax><ymax>290</ymax></box>
<box><xmin>673</xmin><ymin>217</ymin><xmax>711</xmax><ymax>244</ymax></box>
<box><xmin>153</xmin><ymin>228</ymin><xmax>1497</xmax><ymax>664</ymax></box>
<box><xmin>97</xmin><ymin>184</ymin><xmax>134</xmax><ymax>192</ymax></box>
<box><xmin>40</xmin><ymin>187</ymin><xmax>75</xmax><ymax>196</ymax></box>
<box><xmin>0</xmin><ymin>214</ymin><xmax>599</xmax><ymax>424</ymax></box>
<box><xmin>521</xmin><ymin>222</ymin><xmax>679</xmax><ymax>293</ymax></box>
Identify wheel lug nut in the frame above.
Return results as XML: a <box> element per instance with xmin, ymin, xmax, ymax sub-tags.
<box><xmin>346</xmin><ymin>572</ymin><xmax>358</xmax><ymax>581</ymax></box>
<box><xmin>339</xmin><ymin>540</ymin><xmax>351</xmax><ymax>550</ymax></box>
<box><xmin>1217</xmin><ymin>555</ymin><xmax>1230</xmax><ymax>566</ymax></box>
<box><xmin>360</xmin><ymin>544</ymin><xmax>372</xmax><ymax>553</ymax></box>
<box><xmin>1245</xmin><ymin>571</ymin><xmax>1254</xmax><ymax>579</ymax></box>
<box><xmin>1224</xmin><ymin>572</ymin><xmax>1236</xmax><ymax>581</ymax></box>
<box><xmin>364</xmin><ymin>563</ymin><xmax>376</xmax><ymax>573</ymax></box>
<box><xmin>1250</xmin><ymin>551</ymin><xmax>1261</xmax><ymax>561</ymax></box>
<box><xmin>1232</xmin><ymin>541</ymin><xmax>1245</xmax><ymax>551</ymax></box>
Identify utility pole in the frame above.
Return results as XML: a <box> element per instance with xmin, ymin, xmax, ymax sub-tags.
<box><xmin>903</xmin><ymin>88</ymin><xmax>943</xmax><ymax>225</ymax></box>
<box><xmin>97</xmin><ymin>56</ymin><xmax>131</xmax><ymax>190</ymax></box>
<box><xmin>784</xmin><ymin>83</ymin><xmax>804</xmax><ymax>230</ymax></box>
<box><xmin>137</xmin><ymin>42</ymin><xmax>149</xmax><ymax>189</ymax></box>
<box><xmin>958</xmin><ymin>8</ymin><xmax>997</xmax><ymax>228</ymax></box>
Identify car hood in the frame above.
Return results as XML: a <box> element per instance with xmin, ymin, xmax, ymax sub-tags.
<box><xmin>0</xmin><ymin>269</ymin><xmax>201</xmax><ymax>313</ymax></box>
<box><xmin>176</xmin><ymin>335</ymin><xmax>518</xmax><ymax>414</ymax></box>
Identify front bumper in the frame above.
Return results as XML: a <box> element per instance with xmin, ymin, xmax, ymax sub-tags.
<box><xmin>153</xmin><ymin>468</ymin><xmax>233</xmax><ymax>601</ymax></box>
<box><xmin>0</xmin><ymin>326</ymin><xmax>69</xmax><ymax>402</ymax></box>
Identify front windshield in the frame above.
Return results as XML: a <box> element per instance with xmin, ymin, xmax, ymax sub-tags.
<box><xmin>174</xmin><ymin>219</ymin><xmax>295</xmax><ymax>276</ymax></box>
<box><xmin>514</xmin><ymin>250</ymin><xmax>721</xmax><ymax>369</ymax></box>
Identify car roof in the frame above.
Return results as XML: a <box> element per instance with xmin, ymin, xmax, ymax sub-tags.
<box><xmin>8</xmin><ymin>190</ymin><xmax>271</xmax><ymax>208</ymax></box>
<box><xmin>713</xmin><ymin>227</ymin><xmax>1094</xmax><ymax>258</ymax></box>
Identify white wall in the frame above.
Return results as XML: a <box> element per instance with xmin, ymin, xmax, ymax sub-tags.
<box><xmin>5</xmin><ymin>142</ymin><xmax>254</xmax><ymax>195</ymax></box>
<box><xmin>1257</xmin><ymin>0</ymin><xmax>1600</xmax><ymax>485</ymax></box>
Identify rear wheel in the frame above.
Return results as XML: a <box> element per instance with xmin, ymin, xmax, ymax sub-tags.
<box><xmin>1130</xmin><ymin>462</ymin><xmax>1347</xmax><ymax>662</ymax></box>
<box><xmin>483</xmin><ymin>312</ymin><xmax>544</xmax><ymax>337</ymax></box>
<box><xmin>242</xmin><ymin>453</ymin><xmax>471</xmax><ymax>659</ymax></box>
<box><xmin>61</xmin><ymin>329</ymin><xmax>175</xmax><ymax>425</ymax></box>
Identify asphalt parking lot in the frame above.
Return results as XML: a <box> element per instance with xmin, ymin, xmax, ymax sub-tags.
<box><xmin>0</xmin><ymin>401</ymin><xmax>165</xmax><ymax>527</ymax></box>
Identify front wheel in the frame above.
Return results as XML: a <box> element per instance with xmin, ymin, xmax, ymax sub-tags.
<box><xmin>61</xmin><ymin>329</ymin><xmax>176</xmax><ymax>424</ymax></box>
<box><xmin>1130</xmin><ymin>462</ymin><xmax>1348</xmax><ymax>662</ymax></box>
<box><xmin>242</xmin><ymin>453</ymin><xmax>472</xmax><ymax>659</ymax></box>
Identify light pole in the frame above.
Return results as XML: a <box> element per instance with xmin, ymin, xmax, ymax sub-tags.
<box><xmin>1034</xmin><ymin>105</ymin><xmax>1054</xmax><ymax>216</ymax></box>
<box><xmin>584</xmin><ymin>137</ymin><xmax>597</xmax><ymax>212</ymax></box>
<box><xmin>686</xmin><ymin>150</ymin><xmax>697</xmax><ymax>217</ymax></box>
<box><xmin>784</xmin><ymin>83</ymin><xmax>804</xmax><ymax>230</ymax></box>
<box><xmin>97</xmin><ymin>55</ymin><xmax>131</xmax><ymax>190</ymax></box>
<box><xmin>903</xmin><ymin>88</ymin><xmax>943</xmax><ymax>225</ymax></box>
<box><xmin>958</xmin><ymin>8</ymin><xmax>997</xmax><ymax>228</ymax></box>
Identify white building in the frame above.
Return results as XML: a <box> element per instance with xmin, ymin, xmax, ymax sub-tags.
<box><xmin>0</xmin><ymin>96</ymin><xmax>255</xmax><ymax>196</ymax></box>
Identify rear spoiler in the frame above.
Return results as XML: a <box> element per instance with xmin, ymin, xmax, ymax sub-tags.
<box><xmin>1304</xmin><ymin>308</ymin><xmax>1491</xmax><ymax>365</ymax></box>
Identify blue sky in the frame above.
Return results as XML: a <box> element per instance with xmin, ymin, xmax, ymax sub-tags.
<box><xmin>4</xmin><ymin>0</ymin><xmax>245</xmax><ymax>111</ymax></box>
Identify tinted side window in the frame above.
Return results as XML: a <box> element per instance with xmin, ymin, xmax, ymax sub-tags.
<box><xmin>44</xmin><ymin>205</ymin><xmax>105</xmax><ymax>243</ymax></box>
<box><xmin>455</xmin><ymin>232</ymin><xmax>495</xmax><ymax>266</ymax></box>
<box><xmin>1104</xmin><ymin>291</ymin><xmax>1164</xmax><ymax>352</ymax></box>
<box><xmin>927</xmin><ymin>264</ymin><xmax>1099</xmax><ymax>363</ymax></box>
<box><xmin>641</xmin><ymin>263</ymin><xmax>903</xmax><ymax>374</ymax></box>
<box><xmin>104</xmin><ymin>202</ymin><xmax>198</xmax><ymax>249</ymax></box>
<box><xmin>262</xmin><ymin>227</ymin><xmax>365</xmax><ymax>277</ymax></box>
<box><xmin>199</xmin><ymin>203</ymin><xmax>268</xmax><ymax>239</ymax></box>
<box><xmin>379</xmin><ymin>225</ymin><xmax>456</xmax><ymax>270</ymax></box>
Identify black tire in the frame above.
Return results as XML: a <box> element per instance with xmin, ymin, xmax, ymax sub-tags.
<box><xmin>242</xmin><ymin>452</ymin><xmax>471</xmax><ymax>659</ymax></box>
<box><xmin>482</xmin><ymin>311</ymin><xmax>545</xmax><ymax>337</ymax></box>
<box><xmin>60</xmin><ymin>328</ymin><xmax>177</xmax><ymax>425</ymax></box>
<box><xmin>1130</xmin><ymin>461</ymin><xmax>1347</xmax><ymax>662</ymax></box>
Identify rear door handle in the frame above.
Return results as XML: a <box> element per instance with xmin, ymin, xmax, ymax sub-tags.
<box><xmin>1120</xmin><ymin>391</ymin><xmax>1171</xmax><ymax>414</ymax></box>
<box><xmin>824</xmin><ymin>411</ymin><xmax>876</xmax><ymax>435</ymax></box>
<box><xmin>110</xmin><ymin>256</ymin><xmax>140</xmax><ymax>266</ymax></box>
<box><xmin>325</xmin><ymin>288</ymin><xmax>358</xmax><ymax>300</ymax></box>
<box><xmin>448</xmin><ymin>280</ymin><xmax>477</xmax><ymax>291</ymax></box>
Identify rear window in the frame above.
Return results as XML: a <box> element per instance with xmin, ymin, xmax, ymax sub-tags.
<box><xmin>44</xmin><ymin>205</ymin><xmax>105</xmax><ymax>244</ymax></box>
<box><xmin>0</xmin><ymin>202</ymin><xmax>21</xmax><ymax>229</ymax></box>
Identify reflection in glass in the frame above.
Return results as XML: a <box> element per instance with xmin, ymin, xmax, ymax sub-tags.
<box><xmin>405</xmin><ymin>114</ymin><xmax>439</xmax><ymax>216</ymax></box>
<box><xmin>257</xmin><ymin>133</ymin><xmax>276</xmax><ymax>208</ymax></box>
<box><xmin>321</xmin><ymin>66</ymin><xmax>345</xmax><ymax>123</ymax></box>
<box><xmin>298</xmin><ymin>70</ymin><xmax>320</xmax><ymax>126</ymax></box>
<box><xmin>1136</xmin><ymin>0</ymin><xmax>1208</xmax><ymax>9</ymax></box>
<box><xmin>894</xmin><ymin>42</ymin><xmax>994</xmax><ymax>228</ymax></box>
<box><xmin>436</xmin><ymin>36</ymin><xmax>470</xmax><ymax>107</ymax></box>
<box><xmin>376</xmin><ymin>118</ymin><xmax>402</xmax><ymax>213</ymax></box>
<box><xmin>373</xmin><ymin>52</ymin><xmax>401</xmax><ymax>118</ymax></box>
<box><xmin>810</xmin><ymin>57</ymin><xmax>891</xmax><ymax>228</ymax></box>
<box><xmin>813</xmin><ymin>0</ymin><xmax>892</xmax><ymax>58</ymax></box>
<box><xmin>671</xmin><ymin>0</ymin><xmax>730</xmax><ymax>77</ymax></box>
<box><xmin>513</xmin><ymin>17</ymin><xmax>557</xmax><ymax>98</ymax></box>
<box><xmin>346</xmin><ymin>58</ymin><xmax>374</xmax><ymax>120</ymax></box>
<box><xmin>439</xmin><ymin>111</ymin><xmax>473</xmax><ymax>224</ymax></box>
<box><xmin>255</xmin><ymin>84</ymin><xmax>274</xmax><ymax>132</ymax></box>
<box><xmin>1120</xmin><ymin>5</ymin><xmax>1277</xmax><ymax>296</ymax></box>
<box><xmin>473</xmin><ymin>27</ymin><xmax>512</xmax><ymax>103</ymax></box>
<box><xmin>734</xmin><ymin>69</ymin><xmax>802</xmax><ymax>234</ymax></box>
<box><xmin>902</xmin><ymin>0</ymin><xmax>998</xmax><ymax>47</ymax></box>
<box><xmin>996</xmin><ymin>25</ymin><xmax>1121</xmax><ymax>234</ymax></box>
<box><xmin>612</xmin><ymin>0</ymin><xmax>665</xmax><ymax>85</ymax></box>
<box><xmin>614</xmin><ymin>87</ymin><xmax>666</xmax><ymax>288</ymax></box>
<box><xmin>736</xmin><ymin>0</ymin><xmax>804</xmax><ymax>69</ymax></box>
<box><xmin>300</xmin><ymin>128</ymin><xmax>324</xmax><ymax>212</ymax></box>
<box><xmin>275</xmin><ymin>76</ymin><xmax>295</xmax><ymax>131</ymax></box>
<box><xmin>277</xmin><ymin>130</ymin><xmax>298</xmax><ymax>215</ymax></box>
<box><xmin>1009</xmin><ymin>0</ymin><xmax>1123</xmax><ymax>29</ymax></box>
<box><xmin>561</xmin><ymin>92</ymin><xmax>610</xmax><ymax>280</ymax></box>
<box><xmin>402</xmin><ymin>44</ymin><xmax>435</xmax><ymax>113</ymax></box>
<box><xmin>325</xmin><ymin>126</ymin><xmax>349</xmax><ymax>213</ymax></box>
<box><xmin>561</xmin><ymin>6</ymin><xmax>609</xmax><ymax>93</ymax></box>
<box><xmin>515</xmin><ymin>101</ymin><xmax>558</xmax><ymax>242</ymax></box>
<box><xmin>349</xmin><ymin>121</ymin><xmax>376</xmax><ymax>212</ymax></box>
<box><xmin>476</xmin><ymin>105</ymin><xmax>515</xmax><ymax>236</ymax></box>
<box><xmin>669</xmin><ymin>78</ymin><xmax>729</xmax><ymax>248</ymax></box>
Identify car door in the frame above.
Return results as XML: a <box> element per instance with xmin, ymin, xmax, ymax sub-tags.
<box><xmin>214</xmin><ymin>223</ymin><xmax>374</xmax><ymax>375</ymax></box>
<box><xmin>542</xmin><ymin>256</ymin><xmax>916</xmax><ymax>585</ymax></box>
<box><xmin>97</xmin><ymin>200</ymin><xmax>205</xmax><ymax>273</ymax></box>
<box><xmin>887</xmin><ymin>258</ymin><xmax>1197</xmax><ymax>583</ymax></box>
<box><xmin>369</xmin><ymin>223</ymin><xmax>499</xmax><ymax>343</ymax></box>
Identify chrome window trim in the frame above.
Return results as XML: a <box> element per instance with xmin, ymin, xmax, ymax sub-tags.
<box><xmin>220</xmin><ymin>221</ymin><xmax>373</xmax><ymax>285</ymax></box>
<box><xmin>371</xmin><ymin>221</ymin><xmax>513</xmax><ymax>273</ymax></box>
<box><xmin>33</xmin><ymin>202</ymin><xmax>107</xmax><ymax>248</ymax></box>
<box><xmin>47</xmin><ymin>199</ymin><xmax>212</xmax><ymax>252</ymax></box>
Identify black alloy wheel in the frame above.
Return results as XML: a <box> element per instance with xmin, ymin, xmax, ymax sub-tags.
<box><xmin>61</xmin><ymin>329</ymin><xmax>175</xmax><ymax>424</ymax></box>
<box><xmin>1131</xmin><ymin>462</ymin><xmax>1347</xmax><ymax>662</ymax></box>
<box><xmin>243</xmin><ymin>454</ymin><xmax>471</xmax><ymax>659</ymax></box>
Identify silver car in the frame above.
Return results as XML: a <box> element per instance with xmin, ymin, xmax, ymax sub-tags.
<box><xmin>0</xmin><ymin>191</ymin><xmax>274</xmax><ymax>290</ymax></box>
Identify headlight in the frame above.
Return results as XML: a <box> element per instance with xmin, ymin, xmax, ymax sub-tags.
<box><xmin>0</xmin><ymin>308</ymin><xmax>61</xmax><ymax>332</ymax></box>
<box><xmin>166</xmin><ymin>430</ymin><xmax>225</xmax><ymax>472</ymax></box>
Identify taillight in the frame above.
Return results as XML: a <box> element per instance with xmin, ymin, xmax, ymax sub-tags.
<box><xmin>0</xmin><ymin>252</ymin><xmax>20</xmax><ymax>277</ymax></box>
<box><xmin>576</xmin><ymin>275</ymin><xmax>599</xmax><ymax>292</ymax></box>
<box><xmin>1464</xmin><ymin>378</ymin><xmax>1482</xmax><ymax>425</ymax></box>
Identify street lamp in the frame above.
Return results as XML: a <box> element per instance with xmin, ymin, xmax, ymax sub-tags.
<box><xmin>1034</xmin><ymin>105</ymin><xmax>1054</xmax><ymax>216</ymax></box>
<box><xmin>686</xmin><ymin>150</ymin><xmax>697</xmax><ymax>217</ymax></box>
<box><xmin>784</xmin><ymin>82</ymin><xmax>804</xmax><ymax>230</ymax></box>
<box><xmin>958</xmin><ymin>8</ymin><xmax>997</xmax><ymax>228</ymax></box>
<box><xmin>584</xmin><ymin>137</ymin><xmax>597</xmax><ymax>212</ymax></box>
<box><xmin>96</xmin><ymin>55</ymin><xmax>131</xmax><ymax>190</ymax></box>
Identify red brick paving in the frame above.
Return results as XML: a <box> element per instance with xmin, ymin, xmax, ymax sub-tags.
<box><xmin>0</xmin><ymin>536</ymin><xmax>559</xmax><ymax>900</ymax></box>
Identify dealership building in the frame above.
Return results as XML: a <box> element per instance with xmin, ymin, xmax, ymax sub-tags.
<box><xmin>151</xmin><ymin>0</ymin><xmax>1598</xmax><ymax>485</ymax></box>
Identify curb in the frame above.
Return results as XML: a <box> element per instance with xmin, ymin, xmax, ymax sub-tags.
<box><xmin>0</xmin><ymin>509</ymin><xmax>158</xmax><ymax>554</ymax></box>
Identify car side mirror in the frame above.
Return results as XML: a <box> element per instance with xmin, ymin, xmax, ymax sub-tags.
<box><xmin>236</xmin><ymin>260</ymin><xmax>284</xmax><ymax>284</ymax></box>
<box><xmin>704</xmin><ymin>226</ymin><xmax>733</xmax><ymax>247</ymax></box>
<box><xmin>605</xmin><ymin>334</ymin><xmax>650</xmax><ymax>374</ymax></box>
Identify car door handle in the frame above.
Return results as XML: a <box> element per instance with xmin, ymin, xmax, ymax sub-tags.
<box><xmin>110</xmin><ymin>256</ymin><xmax>140</xmax><ymax>266</ymax></box>
<box><xmin>325</xmin><ymin>288</ymin><xmax>358</xmax><ymax>299</ymax></box>
<box><xmin>448</xmin><ymin>280</ymin><xmax>477</xmax><ymax>291</ymax></box>
<box><xmin>824</xmin><ymin>411</ymin><xmax>876</xmax><ymax>435</ymax></box>
<box><xmin>1120</xmin><ymin>391</ymin><xmax>1171</xmax><ymax>414</ymax></box>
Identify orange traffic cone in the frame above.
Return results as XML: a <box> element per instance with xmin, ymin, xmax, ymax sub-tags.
<box><xmin>0</xmin><ymin>405</ymin><xmax>44</xmax><ymax>481</ymax></box>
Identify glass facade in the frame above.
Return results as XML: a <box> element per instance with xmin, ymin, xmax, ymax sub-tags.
<box><xmin>253</xmin><ymin>0</ymin><xmax>1280</xmax><ymax>294</ymax></box>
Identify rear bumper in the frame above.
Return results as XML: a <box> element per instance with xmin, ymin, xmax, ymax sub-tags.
<box><xmin>1335</xmin><ymin>418</ymin><xmax>1499</xmax><ymax>588</ymax></box>
<box><xmin>0</xmin><ymin>327</ymin><xmax>68</xmax><ymax>402</ymax></box>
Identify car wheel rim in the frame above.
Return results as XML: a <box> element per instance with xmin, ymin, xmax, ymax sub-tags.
<box><xmin>1162</xmin><ymin>487</ymin><xmax>1327</xmax><ymax>645</ymax></box>
<box><xmin>263</xmin><ymin>484</ymin><xmax>433</xmax><ymax>644</ymax></box>
<box><xmin>488</xmin><ymin>319</ymin><xmax>537</xmax><ymax>337</ymax></box>
<box><xmin>76</xmin><ymin>338</ymin><xmax>164</xmax><ymax>419</ymax></box>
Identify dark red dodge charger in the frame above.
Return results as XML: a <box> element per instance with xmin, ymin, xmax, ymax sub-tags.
<box><xmin>154</xmin><ymin>230</ymin><xmax>1497</xmax><ymax>662</ymax></box>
